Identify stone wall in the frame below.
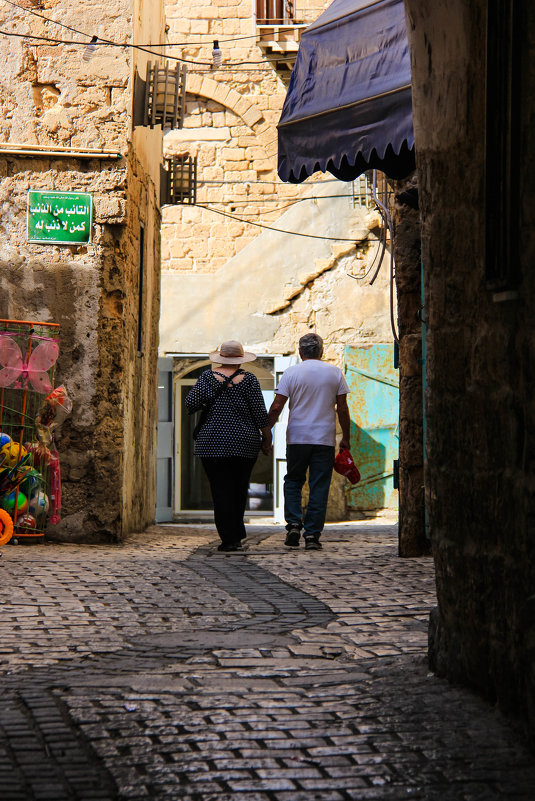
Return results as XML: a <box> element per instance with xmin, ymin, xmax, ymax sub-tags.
<box><xmin>162</xmin><ymin>0</ymin><xmax>332</xmax><ymax>275</ymax></box>
<box><xmin>0</xmin><ymin>1</ymin><xmax>164</xmax><ymax>540</ymax></box>
<box><xmin>404</xmin><ymin>0</ymin><xmax>535</xmax><ymax>738</ymax></box>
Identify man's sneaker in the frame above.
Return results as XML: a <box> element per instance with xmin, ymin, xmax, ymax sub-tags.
<box><xmin>305</xmin><ymin>537</ymin><xmax>322</xmax><ymax>551</ymax></box>
<box><xmin>284</xmin><ymin>525</ymin><xmax>301</xmax><ymax>547</ymax></box>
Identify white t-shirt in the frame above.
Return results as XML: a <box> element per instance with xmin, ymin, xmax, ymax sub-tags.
<box><xmin>275</xmin><ymin>359</ymin><xmax>349</xmax><ymax>446</ymax></box>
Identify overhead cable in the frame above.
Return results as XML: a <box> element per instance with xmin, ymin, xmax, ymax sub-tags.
<box><xmin>0</xmin><ymin>27</ymin><xmax>300</xmax><ymax>67</ymax></box>
<box><xmin>201</xmin><ymin>194</ymin><xmax>359</xmax><ymax>204</ymax></box>
<box><xmin>0</xmin><ymin>0</ymin><xmax>300</xmax><ymax>67</ymax></box>
<box><xmin>194</xmin><ymin>204</ymin><xmax>363</xmax><ymax>243</ymax></box>
<box><xmin>1</xmin><ymin>0</ymin><xmax>294</xmax><ymax>48</ymax></box>
<box><xmin>198</xmin><ymin>178</ymin><xmax>344</xmax><ymax>186</ymax></box>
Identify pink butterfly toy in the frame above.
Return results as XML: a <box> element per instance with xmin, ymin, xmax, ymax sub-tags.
<box><xmin>0</xmin><ymin>336</ymin><xmax>59</xmax><ymax>394</ymax></box>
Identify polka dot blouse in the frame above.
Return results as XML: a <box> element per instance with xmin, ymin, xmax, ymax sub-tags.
<box><xmin>185</xmin><ymin>370</ymin><xmax>269</xmax><ymax>458</ymax></box>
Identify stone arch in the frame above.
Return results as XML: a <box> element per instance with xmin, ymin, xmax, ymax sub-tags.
<box><xmin>183</xmin><ymin>74</ymin><xmax>276</xmax><ymax>162</ymax></box>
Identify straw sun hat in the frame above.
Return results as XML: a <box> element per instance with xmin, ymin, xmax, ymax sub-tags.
<box><xmin>209</xmin><ymin>340</ymin><xmax>257</xmax><ymax>365</ymax></box>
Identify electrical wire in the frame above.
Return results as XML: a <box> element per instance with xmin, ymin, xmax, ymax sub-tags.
<box><xmin>369</xmin><ymin>169</ymin><xmax>399</xmax><ymax>342</ymax></box>
<box><xmin>221</xmin><ymin>200</ymin><xmax>312</xmax><ymax>217</ymax></box>
<box><xmin>0</xmin><ymin>0</ymin><xmax>302</xmax><ymax>67</ymax></box>
<box><xmin>1</xmin><ymin>0</ymin><xmax>303</xmax><ymax>48</ymax></box>
<box><xmin>0</xmin><ymin>27</ymin><xmax>300</xmax><ymax>68</ymax></box>
<box><xmin>199</xmin><ymin>194</ymin><xmax>359</xmax><ymax>204</ymax></box>
<box><xmin>194</xmin><ymin>204</ymin><xmax>362</xmax><ymax>243</ymax></box>
<box><xmin>367</xmin><ymin>208</ymin><xmax>388</xmax><ymax>285</ymax></box>
<box><xmin>1</xmin><ymin>0</ymin><xmax>94</xmax><ymax>39</ymax></box>
<box><xmin>203</xmin><ymin>195</ymin><xmax>377</xmax><ymax>219</ymax></box>
<box><xmin>347</xmin><ymin>210</ymin><xmax>388</xmax><ymax>283</ymax></box>
<box><xmin>0</xmin><ymin>28</ymin><xmax>206</xmax><ymax>64</ymax></box>
<box><xmin>198</xmin><ymin>178</ymin><xmax>343</xmax><ymax>185</ymax></box>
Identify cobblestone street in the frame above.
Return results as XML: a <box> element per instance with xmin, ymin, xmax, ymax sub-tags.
<box><xmin>0</xmin><ymin>521</ymin><xmax>533</xmax><ymax>800</ymax></box>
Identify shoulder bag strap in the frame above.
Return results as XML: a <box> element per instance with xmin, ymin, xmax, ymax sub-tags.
<box><xmin>190</xmin><ymin>369</ymin><xmax>242</xmax><ymax>438</ymax></box>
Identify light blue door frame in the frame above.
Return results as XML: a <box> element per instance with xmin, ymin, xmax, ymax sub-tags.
<box><xmin>156</xmin><ymin>357</ymin><xmax>173</xmax><ymax>522</ymax></box>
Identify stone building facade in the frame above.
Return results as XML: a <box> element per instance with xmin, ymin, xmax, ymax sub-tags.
<box><xmin>160</xmin><ymin>0</ymin><xmax>400</xmax><ymax>522</ymax></box>
<box><xmin>0</xmin><ymin>0</ymin><xmax>164</xmax><ymax>540</ymax></box>
<box><xmin>404</xmin><ymin>0</ymin><xmax>535</xmax><ymax>739</ymax></box>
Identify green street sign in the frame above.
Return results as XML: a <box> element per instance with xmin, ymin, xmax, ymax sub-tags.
<box><xmin>27</xmin><ymin>190</ymin><xmax>92</xmax><ymax>244</ymax></box>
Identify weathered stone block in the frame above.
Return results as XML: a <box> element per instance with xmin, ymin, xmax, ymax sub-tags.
<box><xmin>93</xmin><ymin>195</ymin><xmax>127</xmax><ymax>224</ymax></box>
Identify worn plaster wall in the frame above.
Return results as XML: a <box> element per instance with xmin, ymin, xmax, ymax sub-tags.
<box><xmin>160</xmin><ymin>183</ymin><xmax>389</xmax><ymax>355</ymax></box>
<box><xmin>404</xmin><ymin>0</ymin><xmax>535</xmax><ymax>737</ymax></box>
<box><xmin>0</xmin><ymin>1</ymin><xmax>163</xmax><ymax>540</ymax></box>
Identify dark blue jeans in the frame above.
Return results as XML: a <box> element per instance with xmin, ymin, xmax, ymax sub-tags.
<box><xmin>284</xmin><ymin>444</ymin><xmax>335</xmax><ymax>539</ymax></box>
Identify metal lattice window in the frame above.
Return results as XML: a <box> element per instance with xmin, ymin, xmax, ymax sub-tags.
<box><xmin>143</xmin><ymin>61</ymin><xmax>187</xmax><ymax>130</ymax></box>
<box><xmin>160</xmin><ymin>156</ymin><xmax>198</xmax><ymax>206</ymax></box>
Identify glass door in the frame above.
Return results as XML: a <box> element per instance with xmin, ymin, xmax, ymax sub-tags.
<box><xmin>174</xmin><ymin>359</ymin><xmax>275</xmax><ymax>515</ymax></box>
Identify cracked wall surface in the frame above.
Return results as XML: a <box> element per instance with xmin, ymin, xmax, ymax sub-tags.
<box><xmin>0</xmin><ymin>1</ymin><xmax>164</xmax><ymax>540</ymax></box>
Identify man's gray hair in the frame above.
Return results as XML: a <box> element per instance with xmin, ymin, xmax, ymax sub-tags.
<box><xmin>299</xmin><ymin>333</ymin><xmax>323</xmax><ymax>358</ymax></box>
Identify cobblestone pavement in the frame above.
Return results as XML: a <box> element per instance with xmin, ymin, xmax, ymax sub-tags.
<box><xmin>0</xmin><ymin>521</ymin><xmax>534</xmax><ymax>800</ymax></box>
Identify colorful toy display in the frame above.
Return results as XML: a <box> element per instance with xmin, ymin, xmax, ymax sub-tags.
<box><xmin>0</xmin><ymin>458</ymin><xmax>31</xmax><ymax>495</ymax></box>
<box><xmin>35</xmin><ymin>386</ymin><xmax>72</xmax><ymax>448</ymax></box>
<box><xmin>0</xmin><ymin>441</ymin><xmax>27</xmax><ymax>468</ymax></box>
<box><xmin>1</xmin><ymin>490</ymin><xmax>28</xmax><ymax>515</ymax></box>
<box><xmin>24</xmin><ymin>441</ymin><xmax>50</xmax><ymax>468</ymax></box>
<box><xmin>0</xmin><ymin>508</ymin><xmax>13</xmax><ymax>546</ymax></box>
<box><xmin>0</xmin><ymin>335</ymin><xmax>58</xmax><ymax>394</ymax></box>
<box><xmin>0</xmin><ymin>320</ymin><xmax>69</xmax><ymax>544</ymax></box>
<box><xmin>48</xmin><ymin>449</ymin><xmax>61</xmax><ymax>526</ymax></box>
<box><xmin>15</xmin><ymin>513</ymin><xmax>36</xmax><ymax>532</ymax></box>
<box><xmin>28</xmin><ymin>489</ymin><xmax>49</xmax><ymax>517</ymax></box>
<box><xmin>19</xmin><ymin>468</ymin><xmax>43</xmax><ymax>498</ymax></box>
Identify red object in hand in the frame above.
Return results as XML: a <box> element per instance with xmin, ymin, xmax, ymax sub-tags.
<box><xmin>48</xmin><ymin>448</ymin><xmax>61</xmax><ymax>525</ymax></box>
<box><xmin>334</xmin><ymin>449</ymin><xmax>361</xmax><ymax>484</ymax></box>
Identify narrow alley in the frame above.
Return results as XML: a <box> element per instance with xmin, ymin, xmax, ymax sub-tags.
<box><xmin>0</xmin><ymin>523</ymin><xmax>533</xmax><ymax>800</ymax></box>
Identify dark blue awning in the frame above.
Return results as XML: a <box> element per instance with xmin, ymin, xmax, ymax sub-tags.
<box><xmin>277</xmin><ymin>0</ymin><xmax>414</xmax><ymax>183</ymax></box>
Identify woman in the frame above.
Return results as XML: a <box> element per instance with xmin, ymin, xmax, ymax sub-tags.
<box><xmin>185</xmin><ymin>341</ymin><xmax>272</xmax><ymax>552</ymax></box>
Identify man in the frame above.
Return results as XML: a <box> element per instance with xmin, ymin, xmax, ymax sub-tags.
<box><xmin>268</xmin><ymin>333</ymin><xmax>350</xmax><ymax>550</ymax></box>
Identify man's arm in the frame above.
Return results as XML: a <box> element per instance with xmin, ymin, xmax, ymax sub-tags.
<box><xmin>268</xmin><ymin>393</ymin><xmax>288</xmax><ymax>427</ymax></box>
<box><xmin>336</xmin><ymin>393</ymin><xmax>350</xmax><ymax>451</ymax></box>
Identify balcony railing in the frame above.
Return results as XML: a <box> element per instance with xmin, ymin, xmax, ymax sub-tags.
<box><xmin>256</xmin><ymin>1</ymin><xmax>324</xmax><ymax>26</ymax></box>
<box><xmin>256</xmin><ymin>2</ymin><xmax>326</xmax><ymax>82</ymax></box>
<box><xmin>256</xmin><ymin>0</ymin><xmax>293</xmax><ymax>25</ymax></box>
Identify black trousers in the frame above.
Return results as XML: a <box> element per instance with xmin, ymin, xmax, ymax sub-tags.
<box><xmin>201</xmin><ymin>456</ymin><xmax>256</xmax><ymax>544</ymax></box>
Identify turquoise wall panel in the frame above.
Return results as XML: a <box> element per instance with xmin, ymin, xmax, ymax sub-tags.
<box><xmin>344</xmin><ymin>344</ymin><xmax>399</xmax><ymax>511</ymax></box>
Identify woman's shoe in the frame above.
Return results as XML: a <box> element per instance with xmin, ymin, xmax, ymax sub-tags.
<box><xmin>284</xmin><ymin>524</ymin><xmax>301</xmax><ymax>547</ymax></box>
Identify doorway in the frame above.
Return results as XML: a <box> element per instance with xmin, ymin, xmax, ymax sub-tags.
<box><xmin>174</xmin><ymin>358</ymin><xmax>275</xmax><ymax>517</ymax></box>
